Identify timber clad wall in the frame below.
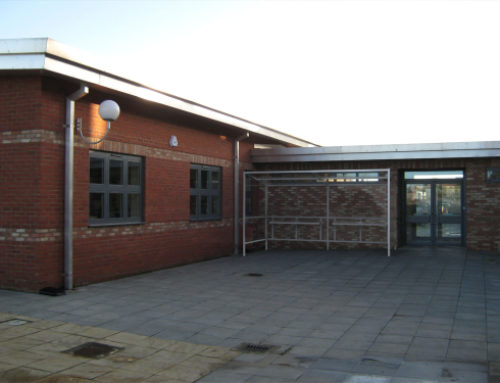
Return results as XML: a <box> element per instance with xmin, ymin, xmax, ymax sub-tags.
<box><xmin>0</xmin><ymin>76</ymin><xmax>244</xmax><ymax>291</ymax></box>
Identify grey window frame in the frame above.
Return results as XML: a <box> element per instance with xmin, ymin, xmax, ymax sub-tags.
<box><xmin>89</xmin><ymin>151</ymin><xmax>143</xmax><ymax>226</ymax></box>
<box><xmin>190</xmin><ymin>164</ymin><xmax>222</xmax><ymax>221</ymax></box>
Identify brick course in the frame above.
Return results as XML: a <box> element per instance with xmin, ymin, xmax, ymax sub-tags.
<box><xmin>0</xmin><ymin>75</ymin><xmax>248</xmax><ymax>292</ymax></box>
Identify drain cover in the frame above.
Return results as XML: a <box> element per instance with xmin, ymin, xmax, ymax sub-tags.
<box><xmin>64</xmin><ymin>342</ymin><xmax>122</xmax><ymax>359</ymax></box>
<box><xmin>245</xmin><ymin>273</ymin><xmax>263</xmax><ymax>277</ymax></box>
<box><xmin>1</xmin><ymin>319</ymin><xmax>31</xmax><ymax>326</ymax></box>
<box><xmin>238</xmin><ymin>343</ymin><xmax>274</xmax><ymax>353</ymax></box>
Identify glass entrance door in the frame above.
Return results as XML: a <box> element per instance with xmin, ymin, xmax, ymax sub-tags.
<box><xmin>436</xmin><ymin>183</ymin><xmax>462</xmax><ymax>243</ymax></box>
<box><xmin>406</xmin><ymin>183</ymin><xmax>432</xmax><ymax>243</ymax></box>
<box><xmin>404</xmin><ymin>171</ymin><xmax>464</xmax><ymax>246</ymax></box>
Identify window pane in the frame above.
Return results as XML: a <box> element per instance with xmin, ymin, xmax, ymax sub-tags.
<box><xmin>404</xmin><ymin>170</ymin><xmax>464</xmax><ymax>180</ymax></box>
<box><xmin>109</xmin><ymin>160</ymin><xmax>123</xmax><ymax>185</ymax></box>
<box><xmin>190</xmin><ymin>165</ymin><xmax>221</xmax><ymax>220</ymax></box>
<box><xmin>89</xmin><ymin>193</ymin><xmax>104</xmax><ymax>218</ymax></box>
<box><xmin>211</xmin><ymin>171</ymin><xmax>220</xmax><ymax>190</ymax></box>
<box><xmin>360</xmin><ymin>172</ymin><xmax>379</xmax><ymax>182</ymax></box>
<box><xmin>190</xmin><ymin>195</ymin><xmax>197</xmax><ymax>216</ymax></box>
<box><xmin>437</xmin><ymin>184</ymin><xmax>461</xmax><ymax>216</ymax></box>
<box><xmin>190</xmin><ymin>168</ymin><xmax>197</xmax><ymax>188</ymax></box>
<box><xmin>201</xmin><ymin>170</ymin><xmax>208</xmax><ymax>189</ymax></box>
<box><xmin>407</xmin><ymin>223</ymin><xmax>431</xmax><ymax>241</ymax></box>
<box><xmin>406</xmin><ymin>184</ymin><xmax>431</xmax><ymax>216</ymax></box>
<box><xmin>128</xmin><ymin>162</ymin><xmax>140</xmax><ymax>185</ymax></box>
<box><xmin>344</xmin><ymin>172</ymin><xmax>356</xmax><ymax>182</ymax></box>
<box><xmin>90</xmin><ymin>158</ymin><xmax>104</xmax><ymax>184</ymax></box>
<box><xmin>486</xmin><ymin>168</ymin><xmax>500</xmax><ymax>183</ymax></box>
<box><xmin>109</xmin><ymin>193</ymin><xmax>123</xmax><ymax>218</ymax></box>
<box><xmin>128</xmin><ymin>194</ymin><xmax>140</xmax><ymax>217</ymax></box>
<box><xmin>212</xmin><ymin>196</ymin><xmax>220</xmax><ymax>215</ymax></box>
<box><xmin>439</xmin><ymin>223</ymin><xmax>461</xmax><ymax>240</ymax></box>
<box><xmin>200</xmin><ymin>196</ymin><xmax>209</xmax><ymax>215</ymax></box>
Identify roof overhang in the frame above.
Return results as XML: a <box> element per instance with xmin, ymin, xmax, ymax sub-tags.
<box><xmin>0</xmin><ymin>38</ymin><xmax>316</xmax><ymax>147</ymax></box>
<box><xmin>252</xmin><ymin>141</ymin><xmax>500</xmax><ymax>163</ymax></box>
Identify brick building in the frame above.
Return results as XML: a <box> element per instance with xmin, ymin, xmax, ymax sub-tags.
<box><xmin>0</xmin><ymin>38</ymin><xmax>313</xmax><ymax>292</ymax></box>
<box><xmin>1</xmin><ymin>38</ymin><xmax>499</xmax><ymax>293</ymax></box>
<box><xmin>246</xmin><ymin>143</ymin><xmax>500</xmax><ymax>254</ymax></box>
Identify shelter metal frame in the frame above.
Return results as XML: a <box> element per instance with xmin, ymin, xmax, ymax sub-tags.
<box><xmin>242</xmin><ymin>168</ymin><xmax>391</xmax><ymax>257</ymax></box>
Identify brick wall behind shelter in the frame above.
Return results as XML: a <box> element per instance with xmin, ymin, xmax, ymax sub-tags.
<box><xmin>257</xmin><ymin>158</ymin><xmax>500</xmax><ymax>253</ymax></box>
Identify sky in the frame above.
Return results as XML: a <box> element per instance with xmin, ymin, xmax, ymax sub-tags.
<box><xmin>1</xmin><ymin>0</ymin><xmax>500</xmax><ymax>147</ymax></box>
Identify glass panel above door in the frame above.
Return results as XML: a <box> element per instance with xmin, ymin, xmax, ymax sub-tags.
<box><xmin>404</xmin><ymin>170</ymin><xmax>464</xmax><ymax>180</ymax></box>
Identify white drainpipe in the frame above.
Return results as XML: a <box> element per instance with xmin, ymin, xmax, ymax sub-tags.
<box><xmin>64</xmin><ymin>84</ymin><xmax>89</xmax><ymax>290</ymax></box>
<box><xmin>234</xmin><ymin>132</ymin><xmax>249</xmax><ymax>255</ymax></box>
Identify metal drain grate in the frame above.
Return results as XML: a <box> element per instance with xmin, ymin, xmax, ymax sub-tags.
<box><xmin>63</xmin><ymin>342</ymin><xmax>122</xmax><ymax>359</ymax></box>
<box><xmin>245</xmin><ymin>273</ymin><xmax>263</xmax><ymax>277</ymax></box>
<box><xmin>238</xmin><ymin>343</ymin><xmax>274</xmax><ymax>353</ymax></box>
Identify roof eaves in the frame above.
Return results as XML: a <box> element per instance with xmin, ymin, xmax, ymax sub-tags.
<box><xmin>0</xmin><ymin>38</ymin><xmax>317</xmax><ymax>148</ymax></box>
<box><xmin>252</xmin><ymin>141</ymin><xmax>500</xmax><ymax>163</ymax></box>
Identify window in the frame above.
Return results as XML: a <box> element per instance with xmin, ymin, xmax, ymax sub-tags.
<box><xmin>486</xmin><ymin>168</ymin><xmax>500</xmax><ymax>183</ymax></box>
<box><xmin>316</xmin><ymin>172</ymin><xmax>380</xmax><ymax>183</ymax></box>
<box><xmin>89</xmin><ymin>151</ymin><xmax>143</xmax><ymax>225</ymax></box>
<box><xmin>404</xmin><ymin>170</ymin><xmax>464</xmax><ymax>180</ymax></box>
<box><xmin>190</xmin><ymin>164</ymin><xmax>221</xmax><ymax>220</ymax></box>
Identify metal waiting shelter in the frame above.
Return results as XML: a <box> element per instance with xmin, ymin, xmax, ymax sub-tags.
<box><xmin>242</xmin><ymin>169</ymin><xmax>391</xmax><ymax>257</ymax></box>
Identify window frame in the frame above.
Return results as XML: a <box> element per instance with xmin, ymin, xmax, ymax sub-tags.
<box><xmin>190</xmin><ymin>164</ymin><xmax>222</xmax><ymax>221</ymax></box>
<box><xmin>89</xmin><ymin>151</ymin><xmax>144</xmax><ymax>226</ymax></box>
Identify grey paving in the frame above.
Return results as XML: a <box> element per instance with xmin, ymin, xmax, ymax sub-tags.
<box><xmin>1</xmin><ymin>246</ymin><xmax>500</xmax><ymax>382</ymax></box>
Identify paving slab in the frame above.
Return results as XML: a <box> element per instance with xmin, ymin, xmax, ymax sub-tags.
<box><xmin>1</xmin><ymin>248</ymin><xmax>498</xmax><ymax>382</ymax></box>
<box><xmin>0</xmin><ymin>313</ymin><xmax>239</xmax><ymax>383</ymax></box>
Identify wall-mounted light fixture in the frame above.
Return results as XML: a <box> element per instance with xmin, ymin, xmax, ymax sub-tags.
<box><xmin>169</xmin><ymin>135</ymin><xmax>178</xmax><ymax>147</ymax></box>
<box><xmin>77</xmin><ymin>100</ymin><xmax>120</xmax><ymax>145</ymax></box>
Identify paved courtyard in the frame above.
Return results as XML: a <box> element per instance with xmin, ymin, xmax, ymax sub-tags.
<box><xmin>1</xmin><ymin>247</ymin><xmax>500</xmax><ymax>382</ymax></box>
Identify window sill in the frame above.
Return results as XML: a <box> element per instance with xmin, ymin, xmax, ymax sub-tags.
<box><xmin>88</xmin><ymin>220</ymin><xmax>145</xmax><ymax>228</ymax></box>
<box><xmin>189</xmin><ymin>217</ymin><xmax>222</xmax><ymax>222</ymax></box>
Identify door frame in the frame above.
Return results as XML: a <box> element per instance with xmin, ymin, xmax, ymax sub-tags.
<box><xmin>402</xmin><ymin>171</ymin><xmax>466</xmax><ymax>246</ymax></box>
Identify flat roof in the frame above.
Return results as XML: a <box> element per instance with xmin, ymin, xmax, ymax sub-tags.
<box><xmin>252</xmin><ymin>140</ymin><xmax>500</xmax><ymax>162</ymax></box>
<box><xmin>0</xmin><ymin>38</ymin><xmax>317</xmax><ymax>148</ymax></box>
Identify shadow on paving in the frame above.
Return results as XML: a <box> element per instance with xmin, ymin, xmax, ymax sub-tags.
<box><xmin>1</xmin><ymin>248</ymin><xmax>500</xmax><ymax>382</ymax></box>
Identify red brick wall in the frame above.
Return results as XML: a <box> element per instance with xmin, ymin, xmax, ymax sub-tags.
<box><xmin>256</xmin><ymin>157</ymin><xmax>500</xmax><ymax>253</ymax></box>
<box><xmin>0</xmin><ymin>75</ymin><xmax>252</xmax><ymax>291</ymax></box>
<box><xmin>465</xmin><ymin>159</ymin><xmax>500</xmax><ymax>252</ymax></box>
<box><xmin>0</xmin><ymin>77</ymin><xmax>47</xmax><ymax>290</ymax></box>
<box><xmin>246</xmin><ymin>174</ymin><xmax>388</xmax><ymax>251</ymax></box>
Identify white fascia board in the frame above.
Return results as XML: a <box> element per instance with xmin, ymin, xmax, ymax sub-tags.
<box><xmin>44</xmin><ymin>59</ymin><xmax>313</xmax><ymax>147</ymax></box>
<box><xmin>44</xmin><ymin>56</ymin><xmax>101</xmax><ymax>84</ymax></box>
<box><xmin>0</xmin><ymin>38</ymin><xmax>314</xmax><ymax>147</ymax></box>
<box><xmin>252</xmin><ymin>141</ymin><xmax>500</xmax><ymax>162</ymax></box>
<box><xmin>99</xmin><ymin>75</ymin><xmax>315</xmax><ymax>146</ymax></box>
<box><xmin>0</xmin><ymin>38</ymin><xmax>49</xmax><ymax>54</ymax></box>
<box><xmin>0</xmin><ymin>53</ymin><xmax>46</xmax><ymax>70</ymax></box>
